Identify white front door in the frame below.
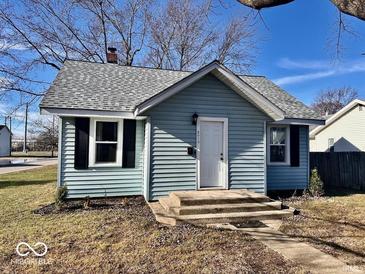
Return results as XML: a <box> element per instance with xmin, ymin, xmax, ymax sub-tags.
<box><xmin>198</xmin><ymin>118</ymin><xmax>227</xmax><ymax>188</ymax></box>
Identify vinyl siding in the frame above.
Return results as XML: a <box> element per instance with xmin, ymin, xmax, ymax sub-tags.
<box><xmin>60</xmin><ymin>117</ymin><xmax>144</xmax><ymax>198</ymax></box>
<box><xmin>0</xmin><ymin>128</ymin><xmax>11</xmax><ymax>157</ymax></box>
<box><xmin>267</xmin><ymin>126</ymin><xmax>309</xmax><ymax>190</ymax></box>
<box><xmin>310</xmin><ymin>105</ymin><xmax>365</xmax><ymax>152</ymax></box>
<box><xmin>145</xmin><ymin>74</ymin><xmax>269</xmax><ymax>200</ymax></box>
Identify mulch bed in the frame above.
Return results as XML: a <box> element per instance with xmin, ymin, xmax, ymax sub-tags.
<box><xmin>33</xmin><ymin>196</ymin><xmax>151</xmax><ymax>216</ymax></box>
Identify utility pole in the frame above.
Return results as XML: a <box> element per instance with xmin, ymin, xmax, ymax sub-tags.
<box><xmin>23</xmin><ymin>103</ymin><xmax>28</xmax><ymax>153</ymax></box>
<box><xmin>9</xmin><ymin>116</ymin><xmax>12</xmax><ymax>156</ymax></box>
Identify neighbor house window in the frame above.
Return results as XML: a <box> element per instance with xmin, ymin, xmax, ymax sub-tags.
<box><xmin>267</xmin><ymin>125</ymin><xmax>290</xmax><ymax>165</ymax></box>
<box><xmin>89</xmin><ymin>118</ymin><xmax>123</xmax><ymax>166</ymax></box>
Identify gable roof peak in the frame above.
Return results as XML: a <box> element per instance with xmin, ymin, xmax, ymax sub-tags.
<box><xmin>310</xmin><ymin>98</ymin><xmax>365</xmax><ymax>137</ymax></box>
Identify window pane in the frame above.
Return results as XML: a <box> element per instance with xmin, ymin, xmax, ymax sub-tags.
<box><xmin>96</xmin><ymin>122</ymin><xmax>118</xmax><ymax>141</ymax></box>
<box><xmin>96</xmin><ymin>143</ymin><xmax>117</xmax><ymax>163</ymax></box>
<box><xmin>270</xmin><ymin>127</ymin><xmax>286</xmax><ymax>145</ymax></box>
<box><xmin>270</xmin><ymin>146</ymin><xmax>286</xmax><ymax>162</ymax></box>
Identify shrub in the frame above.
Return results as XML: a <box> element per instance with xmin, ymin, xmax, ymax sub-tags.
<box><xmin>55</xmin><ymin>185</ymin><xmax>68</xmax><ymax>207</ymax></box>
<box><xmin>309</xmin><ymin>168</ymin><xmax>324</xmax><ymax>197</ymax></box>
<box><xmin>83</xmin><ymin>196</ymin><xmax>91</xmax><ymax>209</ymax></box>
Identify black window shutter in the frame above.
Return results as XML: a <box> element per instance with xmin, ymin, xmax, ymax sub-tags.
<box><xmin>290</xmin><ymin>125</ymin><xmax>300</xmax><ymax>167</ymax></box>
<box><xmin>123</xmin><ymin>120</ymin><xmax>136</xmax><ymax>168</ymax></box>
<box><xmin>74</xmin><ymin>117</ymin><xmax>90</xmax><ymax>170</ymax></box>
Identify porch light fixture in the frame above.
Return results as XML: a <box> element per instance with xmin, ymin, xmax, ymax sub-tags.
<box><xmin>192</xmin><ymin>113</ymin><xmax>199</xmax><ymax>125</ymax></box>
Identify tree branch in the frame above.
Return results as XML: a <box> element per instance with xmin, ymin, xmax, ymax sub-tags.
<box><xmin>236</xmin><ymin>0</ymin><xmax>294</xmax><ymax>9</ymax></box>
<box><xmin>236</xmin><ymin>0</ymin><xmax>365</xmax><ymax>21</ymax></box>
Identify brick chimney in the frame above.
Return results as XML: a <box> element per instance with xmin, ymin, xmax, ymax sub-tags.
<box><xmin>106</xmin><ymin>47</ymin><xmax>118</xmax><ymax>64</ymax></box>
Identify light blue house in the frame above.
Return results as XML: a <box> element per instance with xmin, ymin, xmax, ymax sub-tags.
<box><xmin>40</xmin><ymin>59</ymin><xmax>324</xmax><ymax>201</ymax></box>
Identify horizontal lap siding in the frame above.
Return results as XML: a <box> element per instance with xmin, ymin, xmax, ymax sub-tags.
<box><xmin>146</xmin><ymin>74</ymin><xmax>268</xmax><ymax>200</ymax></box>
<box><xmin>60</xmin><ymin>117</ymin><xmax>144</xmax><ymax>198</ymax></box>
<box><xmin>267</xmin><ymin>126</ymin><xmax>309</xmax><ymax>190</ymax></box>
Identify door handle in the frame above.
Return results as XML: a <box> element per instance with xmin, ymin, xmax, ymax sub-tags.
<box><xmin>220</xmin><ymin>153</ymin><xmax>224</xmax><ymax>161</ymax></box>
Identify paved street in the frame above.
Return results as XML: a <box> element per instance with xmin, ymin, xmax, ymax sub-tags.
<box><xmin>0</xmin><ymin>158</ymin><xmax>57</xmax><ymax>175</ymax></box>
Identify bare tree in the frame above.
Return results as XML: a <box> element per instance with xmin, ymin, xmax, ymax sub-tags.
<box><xmin>236</xmin><ymin>0</ymin><xmax>365</xmax><ymax>21</ymax></box>
<box><xmin>147</xmin><ymin>0</ymin><xmax>256</xmax><ymax>72</ymax></box>
<box><xmin>1</xmin><ymin>0</ymin><xmax>258</xmax><ymax>116</ymax></box>
<box><xmin>80</xmin><ymin>0</ymin><xmax>152</xmax><ymax>66</ymax></box>
<box><xmin>0</xmin><ymin>0</ymin><xmax>152</xmax><ymax>108</ymax></box>
<box><xmin>216</xmin><ymin>17</ymin><xmax>256</xmax><ymax>73</ymax></box>
<box><xmin>147</xmin><ymin>0</ymin><xmax>216</xmax><ymax>71</ymax></box>
<box><xmin>311</xmin><ymin>87</ymin><xmax>358</xmax><ymax>116</ymax></box>
<box><xmin>29</xmin><ymin>116</ymin><xmax>58</xmax><ymax>157</ymax></box>
<box><xmin>0</xmin><ymin>0</ymin><xmax>103</xmax><ymax>109</ymax></box>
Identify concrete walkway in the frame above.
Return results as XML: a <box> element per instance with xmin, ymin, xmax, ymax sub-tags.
<box><xmin>0</xmin><ymin>158</ymin><xmax>57</xmax><ymax>175</ymax></box>
<box><xmin>213</xmin><ymin>222</ymin><xmax>363</xmax><ymax>274</ymax></box>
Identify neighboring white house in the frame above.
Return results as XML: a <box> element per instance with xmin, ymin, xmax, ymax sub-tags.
<box><xmin>0</xmin><ymin>125</ymin><xmax>11</xmax><ymax>157</ymax></box>
<box><xmin>310</xmin><ymin>99</ymin><xmax>365</xmax><ymax>152</ymax></box>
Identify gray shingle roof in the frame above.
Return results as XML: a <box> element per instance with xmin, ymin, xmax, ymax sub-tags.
<box><xmin>239</xmin><ymin>76</ymin><xmax>321</xmax><ymax>120</ymax></box>
<box><xmin>40</xmin><ymin>60</ymin><xmax>322</xmax><ymax>120</ymax></box>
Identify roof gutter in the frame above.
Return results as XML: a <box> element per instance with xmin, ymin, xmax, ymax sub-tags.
<box><xmin>40</xmin><ymin>107</ymin><xmax>147</xmax><ymax>120</ymax></box>
<box><xmin>272</xmin><ymin>118</ymin><xmax>325</xmax><ymax>126</ymax></box>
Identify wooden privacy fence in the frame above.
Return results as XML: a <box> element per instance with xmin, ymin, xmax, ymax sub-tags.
<box><xmin>310</xmin><ymin>152</ymin><xmax>365</xmax><ymax>190</ymax></box>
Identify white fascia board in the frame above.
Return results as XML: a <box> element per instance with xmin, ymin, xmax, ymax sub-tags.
<box><xmin>41</xmin><ymin>107</ymin><xmax>147</xmax><ymax>120</ymax></box>
<box><xmin>212</xmin><ymin>67</ymin><xmax>284</xmax><ymax>121</ymax></box>
<box><xmin>309</xmin><ymin>99</ymin><xmax>365</xmax><ymax>137</ymax></box>
<box><xmin>272</xmin><ymin>118</ymin><xmax>325</xmax><ymax>126</ymax></box>
<box><xmin>135</xmin><ymin>62</ymin><xmax>284</xmax><ymax>121</ymax></box>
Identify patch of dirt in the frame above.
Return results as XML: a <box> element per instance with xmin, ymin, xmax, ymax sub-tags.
<box><xmin>33</xmin><ymin>196</ymin><xmax>150</xmax><ymax>215</ymax></box>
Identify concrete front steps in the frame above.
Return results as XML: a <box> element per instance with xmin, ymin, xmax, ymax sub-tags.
<box><xmin>149</xmin><ymin>189</ymin><xmax>294</xmax><ymax>226</ymax></box>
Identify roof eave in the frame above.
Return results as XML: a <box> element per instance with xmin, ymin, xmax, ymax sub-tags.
<box><xmin>40</xmin><ymin>106</ymin><xmax>148</xmax><ymax>119</ymax></box>
<box><xmin>273</xmin><ymin>118</ymin><xmax>325</xmax><ymax>126</ymax></box>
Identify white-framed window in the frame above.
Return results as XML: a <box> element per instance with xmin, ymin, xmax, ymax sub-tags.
<box><xmin>267</xmin><ymin>125</ymin><xmax>290</xmax><ymax>165</ymax></box>
<box><xmin>89</xmin><ymin>118</ymin><xmax>123</xmax><ymax>167</ymax></box>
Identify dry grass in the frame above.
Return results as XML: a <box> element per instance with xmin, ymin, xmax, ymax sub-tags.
<box><xmin>0</xmin><ymin>165</ymin><xmax>304</xmax><ymax>273</ymax></box>
<box><xmin>281</xmin><ymin>191</ymin><xmax>365</xmax><ymax>271</ymax></box>
<box><xmin>11</xmin><ymin>151</ymin><xmax>57</xmax><ymax>158</ymax></box>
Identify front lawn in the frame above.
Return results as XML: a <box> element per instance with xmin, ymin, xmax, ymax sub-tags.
<box><xmin>11</xmin><ymin>151</ymin><xmax>57</xmax><ymax>158</ymax></box>
<box><xmin>281</xmin><ymin>191</ymin><xmax>365</xmax><ymax>271</ymax></box>
<box><xmin>0</xmin><ymin>166</ymin><xmax>303</xmax><ymax>273</ymax></box>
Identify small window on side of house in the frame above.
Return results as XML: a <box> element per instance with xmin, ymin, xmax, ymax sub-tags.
<box><xmin>360</xmin><ymin>105</ymin><xmax>363</xmax><ymax>111</ymax></box>
<box><xmin>95</xmin><ymin>121</ymin><xmax>118</xmax><ymax>163</ymax></box>
<box><xmin>267</xmin><ymin>125</ymin><xmax>290</xmax><ymax>165</ymax></box>
<box><xmin>89</xmin><ymin>118</ymin><xmax>123</xmax><ymax>166</ymax></box>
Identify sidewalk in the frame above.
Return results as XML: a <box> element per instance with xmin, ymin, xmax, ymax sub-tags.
<box><xmin>213</xmin><ymin>222</ymin><xmax>364</xmax><ymax>274</ymax></box>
